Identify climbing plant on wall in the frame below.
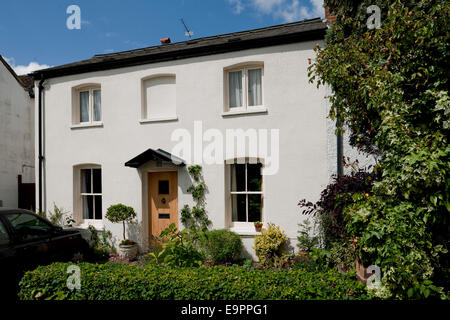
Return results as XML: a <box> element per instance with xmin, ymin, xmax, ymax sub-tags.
<box><xmin>180</xmin><ymin>165</ymin><xmax>212</xmax><ymax>232</ymax></box>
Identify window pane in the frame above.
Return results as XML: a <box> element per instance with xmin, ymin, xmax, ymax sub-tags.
<box><xmin>0</xmin><ymin>221</ymin><xmax>10</xmax><ymax>245</ymax></box>
<box><xmin>248</xmin><ymin>194</ymin><xmax>262</xmax><ymax>222</ymax></box>
<box><xmin>231</xmin><ymin>164</ymin><xmax>246</xmax><ymax>192</ymax></box>
<box><xmin>5</xmin><ymin>213</ymin><xmax>53</xmax><ymax>242</ymax></box>
<box><xmin>158</xmin><ymin>180</ymin><xmax>169</xmax><ymax>195</ymax></box>
<box><xmin>228</xmin><ymin>71</ymin><xmax>243</xmax><ymax>108</ymax></box>
<box><xmin>81</xmin><ymin>169</ymin><xmax>91</xmax><ymax>193</ymax></box>
<box><xmin>80</xmin><ymin>91</ymin><xmax>90</xmax><ymax>122</ymax></box>
<box><xmin>248</xmin><ymin>69</ymin><xmax>262</xmax><ymax>106</ymax></box>
<box><xmin>247</xmin><ymin>163</ymin><xmax>262</xmax><ymax>191</ymax></box>
<box><xmin>94</xmin><ymin>196</ymin><xmax>102</xmax><ymax>219</ymax></box>
<box><xmin>93</xmin><ymin>90</ymin><xmax>101</xmax><ymax>121</ymax></box>
<box><xmin>231</xmin><ymin>194</ymin><xmax>246</xmax><ymax>222</ymax></box>
<box><xmin>93</xmin><ymin>168</ymin><xmax>101</xmax><ymax>193</ymax></box>
<box><xmin>83</xmin><ymin>195</ymin><xmax>94</xmax><ymax>219</ymax></box>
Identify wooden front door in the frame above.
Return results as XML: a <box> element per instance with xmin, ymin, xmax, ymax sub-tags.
<box><xmin>148</xmin><ymin>171</ymin><xmax>178</xmax><ymax>240</ymax></box>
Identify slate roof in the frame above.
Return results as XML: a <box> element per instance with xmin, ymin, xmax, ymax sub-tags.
<box><xmin>125</xmin><ymin>148</ymin><xmax>186</xmax><ymax>168</ymax></box>
<box><xmin>18</xmin><ymin>75</ymin><xmax>34</xmax><ymax>90</ymax></box>
<box><xmin>32</xmin><ymin>18</ymin><xmax>326</xmax><ymax>79</ymax></box>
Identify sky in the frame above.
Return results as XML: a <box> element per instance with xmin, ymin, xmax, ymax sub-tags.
<box><xmin>0</xmin><ymin>0</ymin><xmax>324</xmax><ymax>75</ymax></box>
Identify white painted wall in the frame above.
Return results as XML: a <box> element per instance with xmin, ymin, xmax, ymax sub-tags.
<box><xmin>37</xmin><ymin>41</ymin><xmax>332</xmax><ymax>258</ymax></box>
<box><xmin>0</xmin><ymin>61</ymin><xmax>34</xmax><ymax>208</ymax></box>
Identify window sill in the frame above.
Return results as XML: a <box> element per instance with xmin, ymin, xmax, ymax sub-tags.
<box><xmin>229</xmin><ymin>228</ymin><xmax>261</xmax><ymax>237</ymax></box>
<box><xmin>222</xmin><ymin>106</ymin><xmax>268</xmax><ymax>117</ymax></box>
<box><xmin>139</xmin><ymin>115</ymin><xmax>178</xmax><ymax>123</ymax></box>
<box><xmin>71</xmin><ymin>122</ymin><xmax>103</xmax><ymax>129</ymax></box>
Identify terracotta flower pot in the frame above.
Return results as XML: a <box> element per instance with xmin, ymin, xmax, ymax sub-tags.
<box><xmin>254</xmin><ymin>224</ymin><xmax>263</xmax><ymax>232</ymax></box>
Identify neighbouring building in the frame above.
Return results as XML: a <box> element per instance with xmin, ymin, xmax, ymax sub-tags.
<box><xmin>0</xmin><ymin>55</ymin><xmax>35</xmax><ymax>210</ymax></box>
<box><xmin>31</xmin><ymin>18</ymin><xmax>373</xmax><ymax>259</ymax></box>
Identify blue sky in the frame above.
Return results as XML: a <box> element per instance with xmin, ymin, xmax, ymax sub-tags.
<box><xmin>0</xmin><ymin>0</ymin><xmax>324</xmax><ymax>75</ymax></box>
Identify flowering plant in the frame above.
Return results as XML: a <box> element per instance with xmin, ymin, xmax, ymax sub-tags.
<box><xmin>120</xmin><ymin>239</ymin><xmax>136</xmax><ymax>246</ymax></box>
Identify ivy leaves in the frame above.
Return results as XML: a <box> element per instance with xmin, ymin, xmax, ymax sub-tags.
<box><xmin>312</xmin><ymin>0</ymin><xmax>450</xmax><ymax>298</ymax></box>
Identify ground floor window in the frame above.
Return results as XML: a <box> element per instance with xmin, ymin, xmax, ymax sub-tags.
<box><xmin>80</xmin><ymin>168</ymin><xmax>102</xmax><ymax>220</ymax></box>
<box><xmin>230</xmin><ymin>162</ymin><xmax>262</xmax><ymax>223</ymax></box>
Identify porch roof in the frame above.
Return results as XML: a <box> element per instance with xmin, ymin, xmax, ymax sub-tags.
<box><xmin>124</xmin><ymin>148</ymin><xmax>185</xmax><ymax>168</ymax></box>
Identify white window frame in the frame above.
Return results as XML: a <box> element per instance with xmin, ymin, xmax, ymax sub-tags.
<box><xmin>71</xmin><ymin>84</ymin><xmax>102</xmax><ymax>127</ymax></box>
<box><xmin>228</xmin><ymin>161</ymin><xmax>263</xmax><ymax>231</ymax></box>
<box><xmin>73</xmin><ymin>164</ymin><xmax>103</xmax><ymax>229</ymax></box>
<box><xmin>80</xmin><ymin>168</ymin><xmax>102</xmax><ymax>223</ymax></box>
<box><xmin>224</xmin><ymin>64</ymin><xmax>264</xmax><ymax>113</ymax></box>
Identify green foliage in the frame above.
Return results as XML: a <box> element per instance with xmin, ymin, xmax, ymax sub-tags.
<box><xmin>105</xmin><ymin>204</ymin><xmax>137</xmax><ymax>240</ymax></box>
<box><xmin>329</xmin><ymin>241</ymin><xmax>357</xmax><ymax>273</ymax></box>
<box><xmin>181</xmin><ymin>165</ymin><xmax>211</xmax><ymax>231</ymax></box>
<box><xmin>311</xmin><ymin>0</ymin><xmax>450</xmax><ymax>298</ymax></box>
<box><xmin>47</xmin><ymin>203</ymin><xmax>73</xmax><ymax>227</ymax></box>
<box><xmin>36</xmin><ymin>211</ymin><xmax>46</xmax><ymax>219</ymax></box>
<box><xmin>254</xmin><ymin>223</ymin><xmax>288</xmax><ymax>267</ymax></box>
<box><xmin>18</xmin><ymin>262</ymin><xmax>369</xmax><ymax>300</ymax></box>
<box><xmin>198</xmin><ymin>229</ymin><xmax>243</xmax><ymax>264</ymax></box>
<box><xmin>157</xmin><ymin>223</ymin><xmax>204</xmax><ymax>267</ymax></box>
<box><xmin>87</xmin><ymin>225</ymin><xmax>115</xmax><ymax>260</ymax></box>
<box><xmin>296</xmin><ymin>218</ymin><xmax>320</xmax><ymax>252</ymax></box>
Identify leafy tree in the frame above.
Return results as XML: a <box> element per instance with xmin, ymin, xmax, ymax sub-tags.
<box><xmin>105</xmin><ymin>204</ymin><xmax>137</xmax><ymax>241</ymax></box>
<box><xmin>310</xmin><ymin>0</ymin><xmax>449</xmax><ymax>298</ymax></box>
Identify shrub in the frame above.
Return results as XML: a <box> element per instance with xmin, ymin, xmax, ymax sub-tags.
<box><xmin>86</xmin><ymin>226</ymin><xmax>115</xmax><ymax>261</ymax></box>
<box><xmin>198</xmin><ymin>229</ymin><xmax>243</xmax><ymax>264</ymax></box>
<box><xmin>18</xmin><ymin>262</ymin><xmax>369</xmax><ymax>300</ymax></box>
<box><xmin>297</xmin><ymin>218</ymin><xmax>320</xmax><ymax>252</ymax></box>
<box><xmin>47</xmin><ymin>203</ymin><xmax>75</xmax><ymax>227</ymax></box>
<box><xmin>157</xmin><ymin>223</ymin><xmax>204</xmax><ymax>267</ymax></box>
<box><xmin>298</xmin><ymin>167</ymin><xmax>380</xmax><ymax>247</ymax></box>
<box><xmin>254</xmin><ymin>223</ymin><xmax>288</xmax><ymax>267</ymax></box>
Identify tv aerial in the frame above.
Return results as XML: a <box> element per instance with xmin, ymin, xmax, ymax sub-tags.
<box><xmin>180</xmin><ymin>18</ymin><xmax>194</xmax><ymax>39</ymax></box>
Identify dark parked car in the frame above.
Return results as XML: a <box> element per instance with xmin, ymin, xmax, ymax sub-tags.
<box><xmin>0</xmin><ymin>208</ymin><xmax>88</xmax><ymax>299</ymax></box>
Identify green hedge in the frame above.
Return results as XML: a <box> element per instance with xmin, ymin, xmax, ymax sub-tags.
<box><xmin>18</xmin><ymin>262</ymin><xmax>369</xmax><ymax>300</ymax></box>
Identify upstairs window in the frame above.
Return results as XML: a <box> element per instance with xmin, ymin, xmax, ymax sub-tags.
<box><xmin>72</xmin><ymin>84</ymin><xmax>101</xmax><ymax>125</ymax></box>
<box><xmin>225</xmin><ymin>64</ymin><xmax>263</xmax><ymax>111</ymax></box>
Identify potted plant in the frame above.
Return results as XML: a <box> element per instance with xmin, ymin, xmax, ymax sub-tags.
<box><xmin>106</xmin><ymin>204</ymin><xmax>138</xmax><ymax>260</ymax></box>
<box><xmin>254</xmin><ymin>221</ymin><xmax>263</xmax><ymax>232</ymax></box>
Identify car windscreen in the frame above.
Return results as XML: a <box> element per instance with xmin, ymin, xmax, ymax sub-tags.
<box><xmin>5</xmin><ymin>213</ymin><xmax>53</xmax><ymax>242</ymax></box>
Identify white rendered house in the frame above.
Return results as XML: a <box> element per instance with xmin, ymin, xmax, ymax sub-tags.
<box><xmin>0</xmin><ymin>56</ymin><xmax>35</xmax><ymax>209</ymax></box>
<box><xmin>32</xmin><ymin>18</ymin><xmax>356</xmax><ymax>258</ymax></box>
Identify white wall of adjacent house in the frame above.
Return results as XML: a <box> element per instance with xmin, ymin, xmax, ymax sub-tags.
<box><xmin>0</xmin><ymin>62</ymin><xmax>34</xmax><ymax>208</ymax></box>
<box><xmin>36</xmin><ymin>41</ymin><xmax>334</xmax><ymax>259</ymax></box>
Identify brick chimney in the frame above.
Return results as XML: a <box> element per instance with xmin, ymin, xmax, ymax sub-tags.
<box><xmin>160</xmin><ymin>37</ymin><xmax>171</xmax><ymax>45</ymax></box>
<box><xmin>325</xmin><ymin>7</ymin><xmax>336</xmax><ymax>24</ymax></box>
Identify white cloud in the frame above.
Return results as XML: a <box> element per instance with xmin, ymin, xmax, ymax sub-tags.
<box><xmin>228</xmin><ymin>0</ymin><xmax>245</xmax><ymax>14</ymax></box>
<box><xmin>4</xmin><ymin>57</ymin><xmax>51</xmax><ymax>75</ymax></box>
<box><xmin>275</xmin><ymin>0</ymin><xmax>324</xmax><ymax>22</ymax></box>
<box><xmin>251</xmin><ymin>0</ymin><xmax>285</xmax><ymax>13</ymax></box>
<box><xmin>227</xmin><ymin>0</ymin><xmax>324</xmax><ymax>22</ymax></box>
